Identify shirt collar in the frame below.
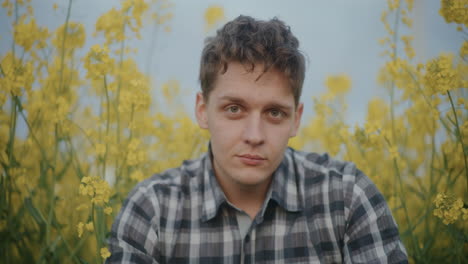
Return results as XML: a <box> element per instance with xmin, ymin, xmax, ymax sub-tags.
<box><xmin>200</xmin><ymin>145</ymin><xmax>303</xmax><ymax>222</ymax></box>
<box><xmin>269</xmin><ymin>147</ymin><xmax>304</xmax><ymax>213</ymax></box>
<box><xmin>200</xmin><ymin>143</ymin><xmax>228</xmax><ymax>222</ymax></box>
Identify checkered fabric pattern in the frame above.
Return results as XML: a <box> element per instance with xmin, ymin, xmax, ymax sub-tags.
<box><xmin>107</xmin><ymin>147</ymin><xmax>408</xmax><ymax>263</ymax></box>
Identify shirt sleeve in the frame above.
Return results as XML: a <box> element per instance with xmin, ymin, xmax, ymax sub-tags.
<box><xmin>106</xmin><ymin>183</ymin><xmax>160</xmax><ymax>264</ymax></box>
<box><xmin>342</xmin><ymin>164</ymin><xmax>408</xmax><ymax>264</ymax></box>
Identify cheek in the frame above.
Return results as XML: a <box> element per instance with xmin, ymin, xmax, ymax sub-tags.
<box><xmin>208</xmin><ymin>119</ymin><xmax>241</xmax><ymax>145</ymax></box>
<box><xmin>265</xmin><ymin>122</ymin><xmax>294</xmax><ymax>140</ymax></box>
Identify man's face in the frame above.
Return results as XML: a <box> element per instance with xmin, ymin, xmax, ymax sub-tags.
<box><xmin>195</xmin><ymin>62</ymin><xmax>303</xmax><ymax>191</ymax></box>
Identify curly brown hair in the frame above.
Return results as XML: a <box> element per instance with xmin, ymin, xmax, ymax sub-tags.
<box><xmin>199</xmin><ymin>15</ymin><xmax>306</xmax><ymax>106</ymax></box>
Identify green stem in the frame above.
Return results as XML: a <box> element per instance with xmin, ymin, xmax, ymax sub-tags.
<box><xmin>64</xmin><ymin>136</ymin><xmax>84</xmax><ymax>179</ymax></box>
<box><xmin>69</xmin><ymin>120</ymin><xmax>96</xmax><ymax>148</ymax></box>
<box><xmin>5</xmin><ymin>91</ymin><xmax>17</xmax><ymax>264</ymax></box>
<box><xmin>447</xmin><ymin>91</ymin><xmax>468</xmax><ymax>197</ymax></box>
<box><xmin>66</xmin><ymin>233</ymin><xmax>91</xmax><ymax>264</ymax></box>
<box><xmin>424</xmin><ymin>132</ymin><xmax>436</xmax><ymax>247</ymax></box>
<box><xmin>389</xmin><ymin>3</ymin><xmax>401</xmax><ymax>204</ymax></box>
<box><xmin>58</xmin><ymin>0</ymin><xmax>73</xmax><ymax>95</ymax></box>
<box><xmin>91</xmin><ymin>203</ymin><xmax>101</xmax><ymax>262</ymax></box>
<box><xmin>13</xmin><ymin>96</ymin><xmax>50</xmax><ymax>167</ymax></box>
<box><xmin>393</xmin><ymin>156</ymin><xmax>420</xmax><ymax>258</ymax></box>
<box><xmin>7</xmin><ymin>93</ymin><xmax>18</xmax><ymax>160</ymax></box>
<box><xmin>45</xmin><ymin>0</ymin><xmax>73</xmax><ymax>252</ymax></box>
<box><xmin>114</xmin><ymin>31</ymin><xmax>126</xmax><ymax>187</ymax></box>
<box><xmin>103</xmin><ymin>75</ymin><xmax>110</xmax><ymax>180</ymax></box>
<box><xmin>46</xmin><ymin>124</ymin><xmax>59</xmax><ymax>246</ymax></box>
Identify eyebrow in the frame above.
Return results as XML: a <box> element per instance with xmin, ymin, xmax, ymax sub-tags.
<box><xmin>218</xmin><ymin>95</ymin><xmax>294</xmax><ymax>112</ymax></box>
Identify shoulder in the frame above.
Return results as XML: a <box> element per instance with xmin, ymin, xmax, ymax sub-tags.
<box><xmin>124</xmin><ymin>154</ymin><xmax>206</xmax><ymax>207</ymax></box>
<box><xmin>288</xmin><ymin>147</ymin><xmax>378</xmax><ymax>208</ymax></box>
<box><xmin>288</xmin><ymin>147</ymin><xmax>360</xmax><ymax>184</ymax></box>
<box><xmin>111</xmin><ymin>154</ymin><xmax>206</xmax><ymax>232</ymax></box>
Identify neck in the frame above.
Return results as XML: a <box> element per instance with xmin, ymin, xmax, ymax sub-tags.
<box><xmin>223</xmin><ymin>180</ymin><xmax>271</xmax><ymax>219</ymax></box>
<box><xmin>212</xmin><ymin>170</ymin><xmax>272</xmax><ymax>219</ymax></box>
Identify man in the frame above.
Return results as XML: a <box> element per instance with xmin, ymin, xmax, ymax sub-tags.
<box><xmin>107</xmin><ymin>15</ymin><xmax>408</xmax><ymax>263</ymax></box>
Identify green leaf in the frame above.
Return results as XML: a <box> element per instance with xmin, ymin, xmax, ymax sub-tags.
<box><xmin>78</xmin><ymin>257</ymin><xmax>89</xmax><ymax>264</ymax></box>
<box><xmin>24</xmin><ymin>197</ymin><xmax>46</xmax><ymax>227</ymax></box>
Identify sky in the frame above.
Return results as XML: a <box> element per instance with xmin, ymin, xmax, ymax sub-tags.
<box><xmin>0</xmin><ymin>0</ymin><xmax>463</xmax><ymax>126</ymax></box>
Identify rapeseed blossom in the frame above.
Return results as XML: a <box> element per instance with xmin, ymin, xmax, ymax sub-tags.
<box><xmin>104</xmin><ymin>206</ymin><xmax>113</xmax><ymax>215</ymax></box>
<box><xmin>86</xmin><ymin>222</ymin><xmax>94</xmax><ymax>232</ymax></box>
<box><xmin>424</xmin><ymin>54</ymin><xmax>460</xmax><ymax>95</ymax></box>
<box><xmin>13</xmin><ymin>16</ymin><xmax>48</xmax><ymax>52</ymax></box>
<box><xmin>204</xmin><ymin>5</ymin><xmax>224</xmax><ymax>31</ymax></box>
<box><xmin>52</xmin><ymin>22</ymin><xmax>86</xmax><ymax>53</ymax></box>
<box><xmin>439</xmin><ymin>0</ymin><xmax>468</xmax><ymax>26</ymax></box>
<box><xmin>77</xmin><ymin>222</ymin><xmax>84</xmax><ymax>238</ymax></box>
<box><xmin>84</xmin><ymin>44</ymin><xmax>114</xmax><ymax>79</ymax></box>
<box><xmin>433</xmin><ymin>193</ymin><xmax>466</xmax><ymax>225</ymax></box>
<box><xmin>101</xmin><ymin>247</ymin><xmax>111</xmax><ymax>259</ymax></box>
<box><xmin>79</xmin><ymin>176</ymin><xmax>112</xmax><ymax>206</ymax></box>
<box><xmin>0</xmin><ymin>53</ymin><xmax>34</xmax><ymax>96</ymax></box>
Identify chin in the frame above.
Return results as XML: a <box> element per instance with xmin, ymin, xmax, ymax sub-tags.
<box><xmin>233</xmin><ymin>172</ymin><xmax>271</xmax><ymax>187</ymax></box>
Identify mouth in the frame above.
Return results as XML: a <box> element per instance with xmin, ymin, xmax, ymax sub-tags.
<box><xmin>236</xmin><ymin>154</ymin><xmax>266</xmax><ymax>166</ymax></box>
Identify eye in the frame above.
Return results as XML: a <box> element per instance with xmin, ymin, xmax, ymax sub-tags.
<box><xmin>270</xmin><ymin>109</ymin><xmax>281</xmax><ymax>117</ymax></box>
<box><xmin>228</xmin><ymin>105</ymin><xmax>239</xmax><ymax>113</ymax></box>
<box><xmin>268</xmin><ymin>109</ymin><xmax>285</xmax><ymax>119</ymax></box>
<box><xmin>225</xmin><ymin>105</ymin><xmax>241</xmax><ymax>114</ymax></box>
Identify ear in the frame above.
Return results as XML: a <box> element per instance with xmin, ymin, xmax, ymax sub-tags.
<box><xmin>289</xmin><ymin>102</ymin><xmax>303</xmax><ymax>137</ymax></box>
<box><xmin>195</xmin><ymin>92</ymin><xmax>209</xmax><ymax>129</ymax></box>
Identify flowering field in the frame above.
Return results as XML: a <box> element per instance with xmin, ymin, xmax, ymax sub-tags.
<box><xmin>0</xmin><ymin>0</ymin><xmax>467</xmax><ymax>263</ymax></box>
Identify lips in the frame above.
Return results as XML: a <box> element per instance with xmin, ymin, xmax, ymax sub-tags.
<box><xmin>237</xmin><ymin>154</ymin><xmax>266</xmax><ymax>166</ymax></box>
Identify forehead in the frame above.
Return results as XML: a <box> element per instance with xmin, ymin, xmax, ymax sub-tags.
<box><xmin>209</xmin><ymin>62</ymin><xmax>294</xmax><ymax>104</ymax></box>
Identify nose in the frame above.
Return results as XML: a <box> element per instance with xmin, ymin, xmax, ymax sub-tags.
<box><xmin>242</xmin><ymin>113</ymin><xmax>265</xmax><ymax>146</ymax></box>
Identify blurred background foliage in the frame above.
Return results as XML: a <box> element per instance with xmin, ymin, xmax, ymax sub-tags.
<box><xmin>0</xmin><ymin>0</ymin><xmax>467</xmax><ymax>263</ymax></box>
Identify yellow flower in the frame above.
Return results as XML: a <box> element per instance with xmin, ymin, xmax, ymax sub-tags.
<box><xmin>83</xmin><ymin>44</ymin><xmax>114</xmax><ymax>79</ymax></box>
<box><xmin>325</xmin><ymin>74</ymin><xmax>351</xmax><ymax>97</ymax></box>
<box><xmin>104</xmin><ymin>206</ymin><xmax>113</xmax><ymax>215</ymax></box>
<box><xmin>424</xmin><ymin>54</ymin><xmax>460</xmax><ymax>95</ymax></box>
<box><xmin>85</xmin><ymin>222</ymin><xmax>94</xmax><ymax>232</ymax></box>
<box><xmin>462</xmin><ymin>121</ymin><xmax>468</xmax><ymax>136</ymax></box>
<box><xmin>52</xmin><ymin>22</ymin><xmax>85</xmax><ymax>51</ymax></box>
<box><xmin>53</xmin><ymin>96</ymin><xmax>70</xmax><ymax>123</ymax></box>
<box><xmin>79</xmin><ymin>176</ymin><xmax>112</xmax><ymax>206</ymax></box>
<box><xmin>161</xmin><ymin>80</ymin><xmax>180</xmax><ymax>102</ymax></box>
<box><xmin>439</xmin><ymin>0</ymin><xmax>468</xmax><ymax>27</ymax></box>
<box><xmin>130</xmin><ymin>170</ymin><xmax>145</xmax><ymax>181</ymax></box>
<box><xmin>81</xmin><ymin>176</ymin><xmax>92</xmax><ymax>184</ymax></box>
<box><xmin>401</xmin><ymin>35</ymin><xmax>414</xmax><ymax>59</ymax></box>
<box><xmin>95</xmin><ymin>143</ymin><xmax>106</xmax><ymax>157</ymax></box>
<box><xmin>433</xmin><ymin>193</ymin><xmax>465</xmax><ymax>225</ymax></box>
<box><xmin>388</xmin><ymin>145</ymin><xmax>399</xmax><ymax>160</ymax></box>
<box><xmin>458</xmin><ymin>97</ymin><xmax>465</xmax><ymax>106</ymax></box>
<box><xmin>101</xmin><ymin>247</ymin><xmax>111</xmax><ymax>259</ymax></box>
<box><xmin>128</xmin><ymin>138</ymin><xmax>141</xmax><ymax>151</ymax></box>
<box><xmin>462</xmin><ymin>208</ymin><xmax>468</xmax><ymax>220</ymax></box>
<box><xmin>77</xmin><ymin>222</ymin><xmax>84</xmax><ymax>238</ymax></box>
<box><xmin>461</xmin><ymin>41</ymin><xmax>468</xmax><ymax>57</ymax></box>
<box><xmin>13</xmin><ymin>16</ymin><xmax>49</xmax><ymax>52</ymax></box>
<box><xmin>75</xmin><ymin>203</ymin><xmax>88</xmax><ymax>211</ymax></box>
<box><xmin>433</xmin><ymin>193</ymin><xmax>445</xmax><ymax>207</ymax></box>
<box><xmin>0</xmin><ymin>52</ymin><xmax>34</xmax><ymax>96</ymax></box>
<box><xmin>204</xmin><ymin>5</ymin><xmax>224</xmax><ymax>31</ymax></box>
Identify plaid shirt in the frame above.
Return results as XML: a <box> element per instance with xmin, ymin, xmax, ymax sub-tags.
<box><xmin>107</xmin><ymin>147</ymin><xmax>408</xmax><ymax>263</ymax></box>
